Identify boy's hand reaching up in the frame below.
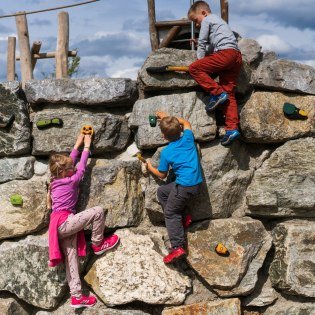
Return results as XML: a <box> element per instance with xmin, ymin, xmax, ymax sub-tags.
<box><xmin>84</xmin><ymin>135</ymin><xmax>92</xmax><ymax>150</ymax></box>
<box><xmin>74</xmin><ymin>134</ymin><xmax>85</xmax><ymax>150</ymax></box>
<box><xmin>156</xmin><ymin>111</ymin><xmax>168</xmax><ymax>120</ymax></box>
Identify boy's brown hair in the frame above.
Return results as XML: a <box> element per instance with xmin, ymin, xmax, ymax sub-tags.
<box><xmin>188</xmin><ymin>1</ymin><xmax>211</xmax><ymax>18</ymax></box>
<box><xmin>159</xmin><ymin>116</ymin><xmax>182</xmax><ymax>141</ymax></box>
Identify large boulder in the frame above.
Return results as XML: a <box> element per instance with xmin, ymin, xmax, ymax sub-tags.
<box><xmin>270</xmin><ymin>220</ymin><xmax>315</xmax><ymax>297</ymax></box>
<box><xmin>251</xmin><ymin>57</ymin><xmax>315</xmax><ymax>95</ymax></box>
<box><xmin>0</xmin><ymin>82</ymin><xmax>30</xmax><ymax>157</ymax></box>
<box><xmin>31</xmin><ymin>106</ymin><xmax>130</xmax><ymax>155</ymax></box>
<box><xmin>162</xmin><ymin>298</ymin><xmax>241</xmax><ymax>315</ymax></box>
<box><xmin>0</xmin><ymin>156</ymin><xmax>35</xmax><ymax>183</ymax></box>
<box><xmin>129</xmin><ymin>92</ymin><xmax>216</xmax><ymax>149</ymax></box>
<box><xmin>77</xmin><ymin>159</ymin><xmax>144</xmax><ymax>228</ymax></box>
<box><xmin>144</xmin><ymin>141</ymin><xmax>271</xmax><ymax>223</ymax></box>
<box><xmin>0</xmin><ymin>233</ymin><xmax>67</xmax><ymax>309</ymax></box>
<box><xmin>186</xmin><ymin>218</ymin><xmax>272</xmax><ymax>297</ymax></box>
<box><xmin>264</xmin><ymin>298</ymin><xmax>315</xmax><ymax>315</ymax></box>
<box><xmin>85</xmin><ymin>228</ymin><xmax>191</xmax><ymax>306</ymax></box>
<box><xmin>246</xmin><ymin>138</ymin><xmax>315</xmax><ymax>218</ymax></box>
<box><xmin>0</xmin><ymin>296</ymin><xmax>29</xmax><ymax>315</ymax></box>
<box><xmin>25</xmin><ymin>78</ymin><xmax>138</xmax><ymax>107</ymax></box>
<box><xmin>0</xmin><ymin>175</ymin><xmax>48</xmax><ymax>240</ymax></box>
<box><xmin>238</xmin><ymin>38</ymin><xmax>262</xmax><ymax>66</ymax></box>
<box><xmin>240</xmin><ymin>91</ymin><xmax>315</xmax><ymax>143</ymax></box>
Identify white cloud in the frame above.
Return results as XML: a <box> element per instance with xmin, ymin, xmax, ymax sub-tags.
<box><xmin>256</xmin><ymin>34</ymin><xmax>293</xmax><ymax>54</ymax></box>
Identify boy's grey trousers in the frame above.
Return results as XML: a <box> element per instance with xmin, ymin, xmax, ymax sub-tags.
<box><xmin>157</xmin><ymin>181</ymin><xmax>201</xmax><ymax>248</ymax></box>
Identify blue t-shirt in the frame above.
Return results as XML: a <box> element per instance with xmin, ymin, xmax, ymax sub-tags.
<box><xmin>158</xmin><ymin>129</ymin><xmax>203</xmax><ymax>186</ymax></box>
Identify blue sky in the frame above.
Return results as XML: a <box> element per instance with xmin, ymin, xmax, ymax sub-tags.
<box><xmin>0</xmin><ymin>0</ymin><xmax>314</xmax><ymax>81</ymax></box>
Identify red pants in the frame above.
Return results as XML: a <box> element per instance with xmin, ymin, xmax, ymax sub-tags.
<box><xmin>189</xmin><ymin>49</ymin><xmax>242</xmax><ymax>130</ymax></box>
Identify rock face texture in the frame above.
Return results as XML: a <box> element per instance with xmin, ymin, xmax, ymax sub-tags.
<box><xmin>78</xmin><ymin>159</ymin><xmax>144</xmax><ymax>228</ymax></box>
<box><xmin>246</xmin><ymin>138</ymin><xmax>315</xmax><ymax>217</ymax></box>
<box><xmin>240</xmin><ymin>91</ymin><xmax>315</xmax><ymax>143</ymax></box>
<box><xmin>32</xmin><ymin>106</ymin><xmax>130</xmax><ymax>155</ymax></box>
<box><xmin>187</xmin><ymin>218</ymin><xmax>272</xmax><ymax>297</ymax></box>
<box><xmin>0</xmin><ymin>82</ymin><xmax>30</xmax><ymax>157</ymax></box>
<box><xmin>0</xmin><ymin>175</ymin><xmax>48</xmax><ymax>240</ymax></box>
<box><xmin>25</xmin><ymin>78</ymin><xmax>138</xmax><ymax>107</ymax></box>
<box><xmin>251</xmin><ymin>58</ymin><xmax>315</xmax><ymax>95</ymax></box>
<box><xmin>85</xmin><ymin>229</ymin><xmax>191</xmax><ymax>306</ymax></box>
<box><xmin>129</xmin><ymin>92</ymin><xmax>216</xmax><ymax>149</ymax></box>
<box><xmin>0</xmin><ymin>156</ymin><xmax>35</xmax><ymax>183</ymax></box>
<box><xmin>0</xmin><ymin>233</ymin><xmax>67</xmax><ymax>309</ymax></box>
<box><xmin>270</xmin><ymin>220</ymin><xmax>315</xmax><ymax>297</ymax></box>
<box><xmin>1</xmin><ymin>39</ymin><xmax>315</xmax><ymax>314</ymax></box>
<box><xmin>162</xmin><ymin>298</ymin><xmax>241</xmax><ymax>315</ymax></box>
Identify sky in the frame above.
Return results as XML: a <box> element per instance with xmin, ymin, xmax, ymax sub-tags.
<box><xmin>0</xmin><ymin>0</ymin><xmax>314</xmax><ymax>81</ymax></box>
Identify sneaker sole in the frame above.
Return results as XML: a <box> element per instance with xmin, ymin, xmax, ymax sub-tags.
<box><xmin>206</xmin><ymin>95</ymin><xmax>228</xmax><ymax>112</ymax></box>
<box><xmin>221</xmin><ymin>132</ymin><xmax>240</xmax><ymax>146</ymax></box>
<box><xmin>164</xmin><ymin>253</ymin><xmax>186</xmax><ymax>264</ymax></box>
<box><xmin>94</xmin><ymin>237</ymin><xmax>120</xmax><ymax>256</ymax></box>
<box><xmin>70</xmin><ymin>303</ymin><xmax>96</xmax><ymax>308</ymax></box>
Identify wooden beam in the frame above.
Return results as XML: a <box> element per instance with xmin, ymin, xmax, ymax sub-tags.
<box><xmin>16</xmin><ymin>50</ymin><xmax>77</xmax><ymax>60</ymax></box>
<box><xmin>55</xmin><ymin>11</ymin><xmax>69</xmax><ymax>79</ymax></box>
<box><xmin>147</xmin><ymin>0</ymin><xmax>159</xmax><ymax>50</ymax></box>
<box><xmin>31</xmin><ymin>41</ymin><xmax>42</xmax><ymax>70</ymax></box>
<box><xmin>15</xmin><ymin>12</ymin><xmax>33</xmax><ymax>87</ymax></box>
<box><xmin>7</xmin><ymin>37</ymin><xmax>16</xmax><ymax>81</ymax></box>
<box><xmin>155</xmin><ymin>19</ymin><xmax>191</xmax><ymax>28</ymax></box>
<box><xmin>220</xmin><ymin>0</ymin><xmax>229</xmax><ymax>23</ymax></box>
<box><xmin>159</xmin><ymin>26</ymin><xmax>181</xmax><ymax>48</ymax></box>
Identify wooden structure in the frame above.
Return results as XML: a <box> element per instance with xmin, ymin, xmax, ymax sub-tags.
<box><xmin>4</xmin><ymin>1</ymin><xmax>99</xmax><ymax>87</ymax></box>
<box><xmin>147</xmin><ymin>0</ymin><xmax>229</xmax><ymax>51</ymax></box>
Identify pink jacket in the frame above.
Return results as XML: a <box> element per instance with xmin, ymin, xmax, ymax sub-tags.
<box><xmin>48</xmin><ymin>149</ymin><xmax>89</xmax><ymax>267</ymax></box>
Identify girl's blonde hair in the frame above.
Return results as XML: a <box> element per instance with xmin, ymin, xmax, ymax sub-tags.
<box><xmin>49</xmin><ymin>153</ymin><xmax>72</xmax><ymax>178</ymax></box>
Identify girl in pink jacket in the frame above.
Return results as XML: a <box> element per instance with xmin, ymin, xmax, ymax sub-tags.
<box><xmin>48</xmin><ymin>133</ymin><xmax>119</xmax><ymax>309</ymax></box>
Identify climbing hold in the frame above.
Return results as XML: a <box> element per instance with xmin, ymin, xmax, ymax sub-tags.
<box><xmin>283</xmin><ymin>102</ymin><xmax>308</xmax><ymax>120</ymax></box>
<box><xmin>215</xmin><ymin>243</ymin><xmax>229</xmax><ymax>256</ymax></box>
<box><xmin>81</xmin><ymin>125</ymin><xmax>94</xmax><ymax>136</ymax></box>
<box><xmin>10</xmin><ymin>194</ymin><xmax>23</xmax><ymax>206</ymax></box>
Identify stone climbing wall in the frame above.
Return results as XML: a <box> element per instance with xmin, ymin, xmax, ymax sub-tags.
<box><xmin>0</xmin><ymin>38</ymin><xmax>314</xmax><ymax>315</ymax></box>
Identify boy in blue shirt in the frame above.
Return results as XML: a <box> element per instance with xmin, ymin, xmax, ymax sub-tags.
<box><xmin>146</xmin><ymin>111</ymin><xmax>203</xmax><ymax>264</ymax></box>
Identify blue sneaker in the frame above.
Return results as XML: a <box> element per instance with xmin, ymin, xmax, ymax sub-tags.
<box><xmin>220</xmin><ymin>129</ymin><xmax>240</xmax><ymax>146</ymax></box>
<box><xmin>205</xmin><ymin>92</ymin><xmax>229</xmax><ymax>112</ymax></box>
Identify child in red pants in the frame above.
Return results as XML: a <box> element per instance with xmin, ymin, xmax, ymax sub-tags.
<box><xmin>48</xmin><ymin>134</ymin><xmax>119</xmax><ymax>308</ymax></box>
<box><xmin>188</xmin><ymin>1</ymin><xmax>243</xmax><ymax>146</ymax></box>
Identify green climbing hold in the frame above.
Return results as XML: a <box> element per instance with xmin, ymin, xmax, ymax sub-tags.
<box><xmin>10</xmin><ymin>194</ymin><xmax>23</xmax><ymax>206</ymax></box>
<box><xmin>283</xmin><ymin>103</ymin><xmax>308</xmax><ymax>120</ymax></box>
<box><xmin>36</xmin><ymin>118</ymin><xmax>63</xmax><ymax>129</ymax></box>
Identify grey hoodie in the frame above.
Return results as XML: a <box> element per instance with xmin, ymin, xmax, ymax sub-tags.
<box><xmin>197</xmin><ymin>14</ymin><xmax>239</xmax><ymax>59</ymax></box>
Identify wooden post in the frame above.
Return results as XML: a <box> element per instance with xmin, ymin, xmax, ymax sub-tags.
<box><xmin>55</xmin><ymin>11</ymin><xmax>69</xmax><ymax>79</ymax></box>
<box><xmin>7</xmin><ymin>37</ymin><xmax>16</xmax><ymax>81</ymax></box>
<box><xmin>31</xmin><ymin>41</ymin><xmax>42</xmax><ymax>70</ymax></box>
<box><xmin>220</xmin><ymin>0</ymin><xmax>229</xmax><ymax>23</ymax></box>
<box><xmin>17</xmin><ymin>50</ymin><xmax>77</xmax><ymax>60</ymax></box>
<box><xmin>147</xmin><ymin>0</ymin><xmax>159</xmax><ymax>50</ymax></box>
<box><xmin>15</xmin><ymin>12</ymin><xmax>33</xmax><ymax>87</ymax></box>
<box><xmin>159</xmin><ymin>26</ymin><xmax>181</xmax><ymax>48</ymax></box>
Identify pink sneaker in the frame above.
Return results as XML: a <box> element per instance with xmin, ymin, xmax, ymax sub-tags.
<box><xmin>70</xmin><ymin>295</ymin><xmax>97</xmax><ymax>308</ymax></box>
<box><xmin>92</xmin><ymin>234</ymin><xmax>120</xmax><ymax>255</ymax></box>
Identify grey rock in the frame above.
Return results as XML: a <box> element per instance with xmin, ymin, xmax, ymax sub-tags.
<box><xmin>251</xmin><ymin>58</ymin><xmax>315</xmax><ymax>95</ymax></box>
<box><xmin>270</xmin><ymin>220</ymin><xmax>315</xmax><ymax>297</ymax></box>
<box><xmin>238</xmin><ymin>38</ymin><xmax>262</xmax><ymax>65</ymax></box>
<box><xmin>25</xmin><ymin>78</ymin><xmax>138</xmax><ymax>107</ymax></box>
<box><xmin>0</xmin><ymin>175</ymin><xmax>49</xmax><ymax>240</ymax></box>
<box><xmin>129</xmin><ymin>92</ymin><xmax>216</xmax><ymax>149</ymax></box>
<box><xmin>138</xmin><ymin>48</ymin><xmax>197</xmax><ymax>92</ymax></box>
<box><xmin>77</xmin><ymin>159</ymin><xmax>144</xmax><ymax>228</ymax></box>
<box><xmin>163</xmin><ymin>298</ymin><xmax>241</xmax><ymax>315</ymax></box>
<box><xmin>264</xmin><ymin>298</ymin><xmax>315</xmax><ymax>315</ymax></box>
<box><xmin>144</xmin><ymin>141</ymin><xmax>271</xmax><ymax>223</ymax></box>
<box><xmin>0</xmin><ymin>296</ymin><xmax>29</xmax><ymax>315</ymax></box>
<box><xmin>34</xmin><ymin>159</ymin><xmax>48</xmax><ymax>176</ymax></box>
<box><xmin>0</xmin><ymin>83</ymin><xmax>31</xmax><ymax>157</ymax></box>
<box><xmin>246</xmin><ymin>138</ymin><xmax>315</xmax><ymax>217</ymax></box>
<box><xmin>0</xmin><ymin>233</ymin><xmax>67</xmax><ymax>309</ymax></box>
<box><xmin>32</xmin><ymin>105</ymin><xmax>130</xmax><ymax>155</ymax></box>
<box><xmin>187</xmin><ymin>217</ymin><xmax>272</xmax><ymax>297</ymax></box>
<box><xmin>0</xmin><ymin>156</ymin><xmax>35</xmax><ymax>183</ymax></box>
<box><xmin>240</xmin><ymin>91</ymin><xmax>315</xmax><ymax>143</ymax></box>
<box><xmin>138</xmin><ymin>48</ymin><xmax>251</xmax><ymax>95</ymax></box>
<box><xmin>85</xmin><ymin>228</ymin><xmax>191</xmax><ymax>306</ymax></box>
